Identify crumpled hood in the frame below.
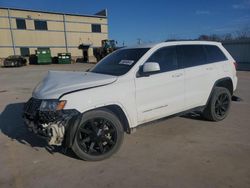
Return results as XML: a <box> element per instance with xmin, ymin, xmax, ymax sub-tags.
<box><xmin>32</xmin><ymin>71</ymin><xmax>117</xmax><ymax>99</ymax></box>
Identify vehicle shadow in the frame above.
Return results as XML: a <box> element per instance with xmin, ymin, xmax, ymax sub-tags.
<box><xmin>181</xmin><ymin>98</ymin><xmax>243</xmax><ymax>121</ymax></box>
<box><xmin>181</xmin><ymin>112</ymin><xmax>206</xmax><ymax>121</ymax></box>
<box><xmin>0</xmin><ymin>102</ymin><xmax>79</xmax><ymax>160</ymax></box>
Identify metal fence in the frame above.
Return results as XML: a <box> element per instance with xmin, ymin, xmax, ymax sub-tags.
<box><xmin>223</xmin><ymin>40</ymin><xmax>250</xmax><ymax>71</ymax></box>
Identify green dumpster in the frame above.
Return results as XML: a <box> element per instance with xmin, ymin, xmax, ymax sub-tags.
<box><xmin>58</xmin><ymin>53</ymin><xmax>71</xmax><ymax>64</ymax></box>
<box><xmin>36</xmin><ymin>48</ymin><xmax>52</xmax><ymax>64</ymax></box>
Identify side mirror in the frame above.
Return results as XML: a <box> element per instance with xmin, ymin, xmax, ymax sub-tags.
<box><xmin>143</xmin><ymin>62</ymin><xmax>160</xmax><ymax>73</ymax></box>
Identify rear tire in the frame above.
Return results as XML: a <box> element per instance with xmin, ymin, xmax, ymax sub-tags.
<box><xmin>203</xmin><ymin>87</ymin><xmax>231</xmax><ymax>121</ymax></box>
<box><xmin>72</xmin><ymin>109</ymin><xmax>124</xmax><ymax>161</ymax></box>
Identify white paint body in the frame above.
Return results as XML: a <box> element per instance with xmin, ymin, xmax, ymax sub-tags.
<box><xmin>33</xmin><ymin>41</ymin><xmax>238</xmax><ymax>128</ymax></box>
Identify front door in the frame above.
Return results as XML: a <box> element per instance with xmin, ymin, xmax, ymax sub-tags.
<box><xmin>135</xmin><ymin>46</ymin><xmax>185</xmax><ymax>124</ymax></box>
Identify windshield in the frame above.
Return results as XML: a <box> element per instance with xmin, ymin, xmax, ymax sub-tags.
<box><xmin>90</xmin><ymin>48</ymin><xmax>150</xmax><ymax>76</ymax></box>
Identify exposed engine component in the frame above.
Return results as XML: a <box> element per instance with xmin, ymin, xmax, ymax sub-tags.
<box><xmin>23</xmin><ymin>98</ymin><xmax>80</xmax><ymax>146</ymax></box>
<box><xmin>43</xmin><ymin>123</ymin><xmax>65</xmax><ymax>146</ymax></box>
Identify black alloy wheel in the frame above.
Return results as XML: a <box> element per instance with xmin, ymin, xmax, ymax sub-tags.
<box><xmin>76</xmin><ymin>117</ymin><xmax>117</xmax><ymax>155</ymax></box>
<box><xmin>214</xmin><ymin>93</ymin><xmax>230</xmax><ymax>118</ymax></box>
<box><xmin>72</xmin><ymin>109</ymin><xmax>124</xmax><ymax>161</ymax></box>
<box><xmin>203</xmin><ymin>87</ymin><xmax>232</xmax><ymax>121</ymax></box>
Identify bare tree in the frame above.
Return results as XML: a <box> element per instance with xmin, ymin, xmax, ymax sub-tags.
<box><xmin>198</xmin><ymin>35</ymin><xmax>210</xmax><ymax>40</ymax></box>
<box><xmin>221</xmin><ymin>33</ymin><xmax>233</xmax><ymax>41</ymax></box>
<box><xmin>235</xmin><ymin>26</ymin><xmax>250</xmax><ymax>40</ymax></box>
<box><xmin>198</xmin><ymin>34</ymin><xmax>222</xmax><ymax>41</ymax></box>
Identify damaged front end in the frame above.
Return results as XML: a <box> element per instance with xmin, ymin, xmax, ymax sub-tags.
<box><xmin>23</xmin><ymin>98</ymin><xmax>80</xmax><ymax>146</ymax></box>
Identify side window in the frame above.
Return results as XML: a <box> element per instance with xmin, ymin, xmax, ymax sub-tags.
<box><xmin>16</xmin><ymin>18</ymin><xmax>26</xmax><ymax>29</ymax></box>
<box><xmin>147</xmin><ymin>46</ymin><xmax>178</xmax><ymax>73</ymax></box>
<box><xmin>20</xmin><ymin>47</ymin><xmax>30</xmax><ymax>57</ymax></box>
<box><xmin>177</xmin><ymin>45</ymin><xmax>207</xmax><ymax>68</ymax></box>
<box><xmin>205</xmin><ymin>45</ymin><xmax>228</xmax><ymax>63</ymax></box>
<box><xmin>34</xmin><ymin>20</ymin><xmax>48</xmax><ymax>30</ymax></box>
<box><xmin>91</xmin><ymin>24</ymin><xmax>101</xmax><ymax>33</ymax></box>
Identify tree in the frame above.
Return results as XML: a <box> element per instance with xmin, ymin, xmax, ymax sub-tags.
<box><xmin>198</xmin><ymin>35</ymin><xmax>210</xmax><ymax>40</ymax></box>
<box><xmin>221</xmin><ymin>33</ymin><xmax>233</xmax><ymax>41</ymax></box>
<box><xmin>235</xmin><ymin>27</ymin><xmax>250</xmax><ymax>40</ymax></box>
<box><xmin>198</xmin><ymin>34</ymin><xmax>222</xmax><ymax>41</ymax></box>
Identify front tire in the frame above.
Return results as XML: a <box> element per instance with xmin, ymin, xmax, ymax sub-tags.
<box><xmin>203</xmin><ymin>87</ymin><xmax>231</xmax><ymax>121</ymax></box>
<box><xmin>72</xmin><ymin>109</ymin><xmax>124</xmax><ymax>161</ymax></box>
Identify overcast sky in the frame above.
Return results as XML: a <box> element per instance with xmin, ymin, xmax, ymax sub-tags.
<box><xmin>1</xmin><ymin>0</ymin><xmax>250</xmax><ymax>45</ymax></box>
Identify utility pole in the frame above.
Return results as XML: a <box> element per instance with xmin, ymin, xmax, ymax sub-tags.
<box><xmin>7</xmin><ymin>8</ymin><xmax>16</xmax><ymax>55</ymax></box>
<box><xmin>63</xmin><ymin>14</ymin><xmax>68</xmax><ymax>53</ymax></box>
<box><xmin>137</xmin><ymin>38</ymin><xmax>142</xmax><ymax>45</ymax></box>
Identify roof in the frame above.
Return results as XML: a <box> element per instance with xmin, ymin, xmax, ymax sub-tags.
<box><xmin>0</xmin><ymin>6</ymin><xmax>107</xmax><ymax>18</ymax></box>
<box><xmin>126</xmin><ymin>41</ymin><xmax>221</xmax><ymax>49</ymax></box>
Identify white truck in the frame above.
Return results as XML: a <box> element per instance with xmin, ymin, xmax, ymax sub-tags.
<box><xmin>23</xmin><ymin>41</ymin><xmax>237</xmax><ymax>161</ymax></box>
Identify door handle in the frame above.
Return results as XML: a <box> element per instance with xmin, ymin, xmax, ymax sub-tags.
<box><xmin>172</xmin><ymin>73</ymin><xmax>183</xmax><ymax>78</ymax></box>
<box><xmin>206</xmin><ymin>67</ymin><xmax>214</xmax><ymax>71</ymax></box>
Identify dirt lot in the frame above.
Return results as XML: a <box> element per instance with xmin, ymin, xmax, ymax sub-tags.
<box><xmin>0</xmin><ymin>64</ymin><xmax>250</xmax><ymax>188</ymax></box>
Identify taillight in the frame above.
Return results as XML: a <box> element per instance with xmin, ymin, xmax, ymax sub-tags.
<box><xmin>233</xmin><ymin>62</ymin><xmax>237</xmax><ymax>70</ymax></box>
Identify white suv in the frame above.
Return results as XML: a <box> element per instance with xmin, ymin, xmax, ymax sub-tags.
<box><xmin>23</xmin><ymin>41</ymin><xmax>237</xmax><ymax>161</ymax></box>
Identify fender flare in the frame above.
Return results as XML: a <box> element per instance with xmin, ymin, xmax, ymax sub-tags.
<box><xmin>205</xmin><ymin>77</ymin><xmax>233</xmax><ymax>106</ymax></box>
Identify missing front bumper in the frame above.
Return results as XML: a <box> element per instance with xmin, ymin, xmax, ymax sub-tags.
<box><xmin>23</xmin><ymin>109</ymin><xmax>80</xmax><ymax>146</ymax></box>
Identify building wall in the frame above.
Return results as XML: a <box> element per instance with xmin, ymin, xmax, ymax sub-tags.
<box><xmin>0</xmin><ymin>8</ymin><xmax>108</xmax><ymax>59</ymax></box>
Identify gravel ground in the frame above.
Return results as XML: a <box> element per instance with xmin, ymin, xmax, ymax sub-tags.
<box><xmin>0</xmin><ymin>64</ymin><xmax>250</xmax><ymax>188</ymax></box>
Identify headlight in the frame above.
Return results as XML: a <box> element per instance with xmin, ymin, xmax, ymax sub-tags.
<box><xmin>39</xmin><ymin>100</ymin><xmax>67</xmax><ymax>111</ymax></box>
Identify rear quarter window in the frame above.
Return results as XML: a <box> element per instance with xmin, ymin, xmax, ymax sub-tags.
<box><xmin>204</xmin><ymin>45</ymin><xmax>228</xmax><ymax>63</ymax></box>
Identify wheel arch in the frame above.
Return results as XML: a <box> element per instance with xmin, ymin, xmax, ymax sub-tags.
<box><xmin>64</xmin><ymin>104</ymin><xmax>131</xmax><ymax>148</ymax></box>
<box><xmin>206</xmin><ymin>77</ymin><xmax>233</xmax><ymax>106</ymax></box>
<box><xmin>102</xmin><ymin>105</ymin><xmax>131</xmax><ymax>134</ymax></box>
<box><xmin>214</xmin><ymin>77</ymin><xmax>233</xmax><ymax>95</ymax></box>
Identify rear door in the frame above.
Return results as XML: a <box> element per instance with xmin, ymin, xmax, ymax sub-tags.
<box><xmin>177</xmin><ymin>45</ymin><xmax>218</xmax><ymax>109</ymax></box>
<box><xmin>135</xmin><ymin>46</ymin><xmax>185</xmax><ymax>124</ymax></box>
<box><xmin>205</xmin><ymin>45</ymin><xmax>229</xmax><ymax>78</ymax></box>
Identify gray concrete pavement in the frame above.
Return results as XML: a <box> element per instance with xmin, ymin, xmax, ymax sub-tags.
<box><xmin>0</xmin><ymin>64</ymin><xmax>250</xmax><ymax>188</ymax></box>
